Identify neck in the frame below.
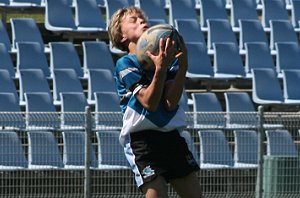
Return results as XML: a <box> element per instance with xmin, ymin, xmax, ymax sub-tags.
<box><xmin>128</xmin><ymin>42</ymin><xmax>137</xmax><ymax>54</ymax></box>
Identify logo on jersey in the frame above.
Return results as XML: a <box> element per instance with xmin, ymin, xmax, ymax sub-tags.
<box><xmin>142</xmin><ymin>165</ymin><xmax>155</xmax><ymax>179</ymax></box>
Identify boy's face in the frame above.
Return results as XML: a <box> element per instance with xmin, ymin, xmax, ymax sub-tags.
<box><xmin>120</xmin><ymin>12</ymin><xmax>149</xmax><ymax>44</ymax></box>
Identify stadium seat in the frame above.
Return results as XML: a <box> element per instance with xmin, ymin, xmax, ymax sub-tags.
<box><xmin>282</xmin><ymin>69</ymin><xmax>300</xmax><ymax>104</ymax></box>
<box><xmin>49</xmin><ymin>42</ymin><xmax>84</xmax><ymax>78</ymax></box>
<box><xmin>261</xmin><ymin>0</ymin><xmax>289</xmax><ymax>31</ymax></box>
<box><xmin>224</xmin><ymin>92</ymin><xmax>259</xmax><ymax>129</ymax></box>
<box><xmin>10</xmin><ymin>18</ymin><xmax>49</xmax><ymax>52</ymax></box>
<box><xmin>233</xmin><ymin>130</ymin><xmax>258</xmax><ymax>168</ymax></box>
<box><xmin>87</xmin><ymin>69</ymin><xmax>117</xmax><ymax>104</ymax></box>
<box><xmin>105</xmin><ymin>0</ymin><xmax>129</xmax><ymax>29</ymax></box>
<box><xmin>44</xmin><ymin>0</ymin><xmax>77</xmax><ymax>31</ymax></box>
<box><xmin>291</xmin><ymin>0</ymin><xmax>300</xmax><ymax>30</ymax></box>
<box><xmin>24</xmin><ymin>92</ymin><xmax>60</xmax><ymax>130</ymax></box>
<box><xmin>270</xmin><ymin>20</ymin><xmax>299</xmax><ymax>51</ymax></box>
<box><xmin>245</xmin><ymin>42</ymin><xmax>276</xmax><ymax>78</ymax></box>
<box><xmin>185</xmin><ymin>42</ymin><xmax>214</xmax><ymax>78</ymax></box>
<box><xmin>137</xmin><ymin>0</ymin><xmax>168</xmax><ymax>24</ymax></box>
<box><xmin>94</xmin><ymin>92</ymin><xmax>122</xmax><ymax>130</ymax></box>
<box><xmin>0</xmin><ymin>93</ymin><xmax>25</xmax><ymax>129</ymax></box>
<box><xmin>74</xmin><ymin>0</ymin><xmax>106</xmax><ymax>32</ymax></box>
<box><xmin>52</xmin><ymin>69</ymin><xmax>84</xmax><ymax>105</ymax></box>
<box><xmin>96</xmin><ymin>130</ymin><xmax>130</xmax><ymax>170</ymax></box>
<box><xmin>0</xmin><ymin>131</ymin><xmax>28</xmax><ymax>170</ymax></box>
<box><xmin>251</xmin><ymin>68</ymin><xmax>284</xmax><ymax>104</ymax></box>
<box><xmin>0</xmin><ymin>0</ymin><xmax>10</xmax><ymax>6</ymax></box>
<box><xmin>198</xmin><ymin>130</ymin><xmax>234</xmax><ymax>169</ymax></box>
<box><xmin>60</xmin><ymin>92</ymin><xmax>88</xmax><ymax>129</ymax></box>
<box><xmin>62</xmin><ymin>131</ymin><xmax>98</xmax><ymax>169</ymax></box>
<box><xmin>168</xmin><ymin>0</ymin><xmax>199</xmax><ymax>26</ymax></box>
<box><xmin>0</xmin><ymin>20</ymin><xmax>12</xmax><ymax>52</ymax></box>
<box><xmin>0</xmin><ymin>43</ymin><xmax>16</xmax><ymax>78</ymax></box>
<box><xmin>265</xmin><ymin>129</ymin><xmax>298</xmax><ymax>156</ymax></box>
<box><xmin>0</xmin><ymin>70</ymin><xmax>19</xmax><ymax>101</ymax></box>
<box><xmin>230</xmin><ymin>0</ymin><xmax>259</xmax><ymax>32</ymax></box>
<box><xmin>82</xmin><ymin>41</ymin><xmax>115</xmax><ymax>77</ymax></box>
<box><xmin>191</xmin><ymin>92</ymin><xmax>226</xmax><ymax>129</ymax></box>
<box><xmin>238</xmin><ymin>19</ymin><xmax>269</xmax><ymax>53</ymax></box>
<box><xmin>275</xmin><ymin>42</ymin><xmax>300</xmax><ymax>76</ymax></box>
<box><xmin>174</xmin><ymin>19</ymin><xmax>206</xmax><ymax>44</ymax></box>
<box><xmin>200</xmin><ymin>0</ymin><xmax>228</xmax><ymax>31</ymax></box>
<box><xmin>207</xmin><ymin>19</ymin><xmax>239</xmax><ymax>53</ymax></box>
<box><xmin>213</xmin><ymin>42</ymin><xmax>245</xmax><ymax>78</ymax></box>
<box><xmin>19</xmin><ymin>69</ymin><xmax>51</xmax><ymax>106</ymax></box>
<box><xmin>27</xmin><ymin>131</ymin><xmax>64</xmax><ymax>169</ymax></box>
<box><xmin>16</xmin><ymin>42</ymin><xmax>50</xmax><ymax>79</ymax></box>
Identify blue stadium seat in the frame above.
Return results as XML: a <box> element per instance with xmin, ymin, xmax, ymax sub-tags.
<box><xmin>0</xmin><ymin>131</ymin><xmax>28</xmax><ymax>170</ymax></box>
<box><xmin>245</xmin><ymin>42</ymin><xmax>276</xmax><ymax>78</ymax></box>
<box><xmin>44</xmin><ymin>0</ymin><xmax>77</xmax><ymax>31</ymax></box>
<box><xmin>74</xmin><ymin>0</ymin><xmax>106</xmax><ymax>32</ymax></box>
<box><xmin>265</xmin><ymin>129</ymin><xmax>298</xmax><ymax>156</ymax></box>
<box><xmin>213</xmin><ymin>42</ymin><xmax>245</xmax><ymax>78</ymax></box>
<box><xmin>0</xmin><ymin>93</ymin><xmax>25</xmax><ymax>129</ymax></box>
<box><xmin>96</xmin><ymin>130</ymin><xmax>130</xmax><ymax>170</ymax></box>
<box><xmin>52</xmin><ymin>69</ymin><xmax>84</xmax><ymax>105</ymax></box>
<box><xmin>230</xmin><ymin>0</ymin><xmax>259</xmax><ymax>32</ymax></box>
<box><xmin>10</xmin><ymin>18</ymin><xmax>49</xmax><ymax>52</ymax></box>
<box><xmin>185</xmin><ymin>42</ymin><xmax>214</xmax><ymax>78</ymax></box>
<box><xmin>16</xmin><ymin>42</ymin><xmax>50</xmax><ymax>78</ymax></box>
<box><xmin>200</xmin><ymin>0</ymin><xmax>228</xmax><ymax>31</ymax></box>
<box><xmin>87</xmin><ymin>69</ymin><xmax>117</xmax><ymax>104</ymax></box>
<box><xmin>82</xmin><ymin>41</ymin><xmax>115</xmax><ymax>77</ymax></box>
<box><xmin>207</xmin><ymin>19</ymin><xmax>239</xmax><ymax>53</ymax></box>
<box><xmin>0</xmin><ymin>43</ymin><xmax>16</xmax><ymax>78</ymax></box>
<box><xmin>0</xmin><ymin>70</ymin><xmax>18</xmax><ymax>101</ymax></box>
<box><xmin>191</xmin><ymin>92</ymin><xmax>226</xmax><ymax>129</ymax></box>
<box><xmin>137</xmin><ymin>0</ymin><xmax>168</xmax><ymax>24</ymax></box>
<box><xmin>198</xmin><ymin>130</ymin><xmax>234</xmax><ymax>169</ymax></box>
<box><xmin>251</xmin><ymin>68</ymin><xmax>284</xmax><ymax>104</ymax></box>
<box><xmin>238</xmin><ymin>19</ymin><xmax>269</xmax><ymax>53</ymax></box>
<box><xmin>105</xmin><ymin>0</ymin><xmax>129</xmax><ymax>28</ymax></box>
<box><xmin>270</xmin><ymin>20</ymin><xmax>299</xmax><ymax>51</ymax></box>
<box><xmin>94</xmin><ymin>92</ymin><xmax>122</xmax><ymax>130</ymax></box>
<box><xmin>168</xmin><ymin>0</ymin><xmax>198</xmax><ymax>26</ymax></box>
<box><xmin>24</xmin><ymin>92</ymin><xmax>60</xmax><ymax>130</ymax></box>
<box><xmin>49</xmin><ymin>42</ymin><xmax>84</xmax><ymax>78</ymax></box>
<box><xmin>0</xmin><ymin>0</ymin><xmax>10</xmax><ymax>6</ymax></box>
<box><xmin>27</xmin><ymin>131</ymin><xmax>64</xmax><ymax>169</ymax></box>
<box><xmin>60</xmin><ymin>92</ymin><xmax>88</xmax><ymax>130</ymax></box>
<box><xmin>0</xmin><ymin>20</ymin><xmax>12</xmax><ymax>52</ymax></box>
<box><xmin>174</xmin><ymin>19</ymin><xmax>206</xmax><ymax>44</ymax></box>
<box><xmin>275</xmin><ymin>42</ymin><xmax>300</xmax><ymax>76</ymax></box>
<box><xmin>19</xmin><ymin>69</ymin><xmax>51</xmax><ymax>106</ymax></box>
<box><xmin>291</xmin><ymin>0</ymin><xmax>300</xmax><ymax>30</ymax></box>
<box><xmin>282</xmin><ymin>69</ymin><xmax>300</xmax><ymax>104</ymax></box>
<box><xmin>62</xmin><ymin>131</ymin><xmax>98</xmax><ymax>169</ymax></box>
<box><xmin>261</xmin><ymin>0</ymin><xmax>289</xmax><ymax>31</ymax></box>
<box><xmin>233</xmin><ymin>130</ymin><xmax>258</xmax><ymax>168</ymax></box>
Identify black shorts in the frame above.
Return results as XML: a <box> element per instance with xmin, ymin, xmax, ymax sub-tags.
<box><xmin>128</xmin><ymin>129</ymin><xmax>200</xmax><ymax>187</ymax></box>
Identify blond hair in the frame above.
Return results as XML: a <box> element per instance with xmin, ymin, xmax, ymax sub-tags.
<box><xmin>108</xmin><ymin>6</ymin><xmax>147</xmax><ymax>52</ymax></box>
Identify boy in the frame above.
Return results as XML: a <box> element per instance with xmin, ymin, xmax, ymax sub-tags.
<box><xmin>108</xmin><ymin>6</ymin><xmax>202</xmax><ymax>198</ymax></box>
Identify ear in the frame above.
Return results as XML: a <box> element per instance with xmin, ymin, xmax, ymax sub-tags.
<box><xmin>120</xmin><ymin>36</ymin><xmax>127</xmax><ymax>43</ymax></box>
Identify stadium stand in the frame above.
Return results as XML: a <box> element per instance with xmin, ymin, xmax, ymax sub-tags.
<box><xmin>199</xmin><ymin>0</ymin><xmax>228</xmax><ymax>31</ymax></box>
<box><xmin>265</xmin><ymin>129</ymin><xmax>298</xmax><ymax>156</ymax></box>
<box><xmin>251</xmin><ymin>68</ymin><xmax>284</xmax><ymax>104</ymax></box>
<box><xmin>136</xmin><ymin>0</ymin><xmax>168</xmax><ymax>24</ymax></box>
<box><xmin>291</xmin><ymin>0</ymin><xmax>300</xmax><ymax>30</ymax></box>
<box><xmin>0</xmin><ymin>20</ymin><xmax>12</xmax><ymax>52</ymax></box>
<box><xmin>52</xmin><ymin>69</ymin><xmax>85</xmax><ymax>105</ymax></box>
<box><xmin>198</xmin><ymin>130</ymin><xmax>234</xmax><ymax>169</ymax></box>
<box><xmin>174</xmin><ymin>19</ymin><xmax>206</xmax><ymax>44</ymax></box>
<box><xmin>244</xmin><ymin>42</ymin><xmax>276</xmax><ymax>78</ymax></box>
<box><xmin>233</xmin><ymin>130</ymin><xmax>258</xmax><ymax>168</ymax></box>
<box><xmin>0</xmin><ymin>131</ymin><xmax>28</xmax><ymax>170</ymax></box>
<box><xmin>16</xmin><ymin>42</ymin><xmax>51</xmax><ymax>78</ymax></box>
<box><xmin>24</xmin><ymin>92</ymin><xmax>60</xmax><ymax>130</ymax></box>
<box><xmin>0</xmin><ymin>43</ymin><xmax>16</xmax><ymax>78</ymax></box>
<box><xmin>27</xmin><ymin>131</ymin><xmax>64</xmax><ymax>169</ymax></box>
<box><xmin>282</xmin><ymin>69</ymin><xmax>300</xmax><ymax>104</ymax></box>
<box><xmin>62</xmin><ymin>130</ymin><xmax>98</xmax><ymax>169</ymax></box>
<box><xmin>168</xmin><ymin>0</ymin><xmax>198</xmax><ymax>26</ymax></box>
<box><xmin>0</xmin><ymin>70</ymin><xmax>19</xmax><ymax>101</ymax></box>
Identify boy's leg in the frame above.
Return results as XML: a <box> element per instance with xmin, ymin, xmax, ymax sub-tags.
<box><xmin>141</xmin><ymin>176</ymin><xmax>169</xmax><ymax>198</ymax></box>
<box><xmin>170</xmin><ymin>172</ymin><xmax>203</xmax><ymax>198</ymax></box>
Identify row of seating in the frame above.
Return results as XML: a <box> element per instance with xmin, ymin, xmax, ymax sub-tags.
<box><xmin>0</xmin><ymin>130</ymin><xmax>130</xmax><ymax>170</ymax></box>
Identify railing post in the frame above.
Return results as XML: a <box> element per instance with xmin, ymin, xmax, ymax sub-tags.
<box><xmin>84</xmin><ymin>106</ymin><xmax>92</xmax><ymax>198</ymax></box>
<box><xmin>256</xmin><ymin>105</ymin><xmax>265</xmax><ymax>198</ymax></box>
